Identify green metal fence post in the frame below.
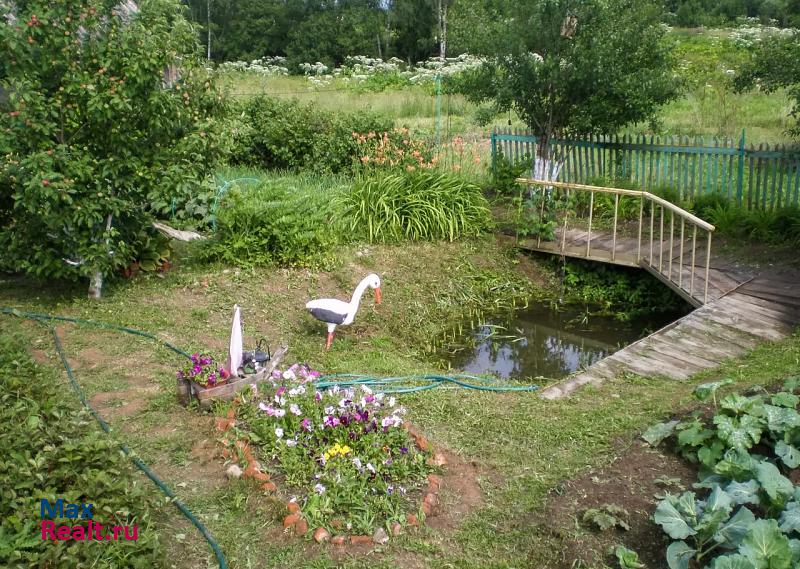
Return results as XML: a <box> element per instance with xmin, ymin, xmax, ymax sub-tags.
<box><xmin>491</xmin><ymin>129</ymin><xmax>497</xmax><ymax>175</ymax></box>
<box><xmin>737</xmin><ymin>129</ymin><xmax>746</xmax><ymax>206</ymax></box>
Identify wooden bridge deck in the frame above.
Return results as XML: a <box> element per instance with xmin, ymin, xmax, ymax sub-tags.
<box><xmin>518</xmin><ymin>229</ymin><xmax>800</xmax><ymax>399</ymax></box>
<box><xmin>521</xmin><ymin>227</ymin><xmax>756</xmax><ymax>306</ymax></box>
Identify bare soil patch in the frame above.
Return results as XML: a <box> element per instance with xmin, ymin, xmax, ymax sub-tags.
<box><xmin>533</xmin><ymin>440</ymin><xmax>697</xmax><ymax>569</ymax></box>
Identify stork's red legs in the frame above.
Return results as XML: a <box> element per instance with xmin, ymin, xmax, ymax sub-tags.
<box><xmin>325</xmin><ymin>332</ymin><xmax>335</xmax><ymax>350</ymax></box>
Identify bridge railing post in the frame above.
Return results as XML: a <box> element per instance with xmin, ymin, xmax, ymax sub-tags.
<box><xmin>690</xmin><ymin>226</ymin><xmax>697</xmax><ymax>298</ymax></box>
<box><xmin>679</xmin><ymin>219</ymin><xmax>685</xmax><ymax>289</ymax></box>
<box><xmin>586</xmin><ymin>191</ymin><xmax>594</xmax><ymax>256</ymax></box>
<box><xmin>705</xmin><ymin>231</ymin><xmax>712</xmax><ymax>304</ymax></box>
<box><xmin>612</xmin><ymin>193</ymin><xmax>619</xmax><ymax>262</ymax></box>
<box><xmin>636</xmin><ymin>196</ymin><xmax>644</xmax><ymax>262</ymax></box>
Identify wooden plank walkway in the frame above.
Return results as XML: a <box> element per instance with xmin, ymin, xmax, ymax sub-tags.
<box><xmin>518</xmin><ymin>230</ymin><xmax>800</xmax><ymax>399</ymax></box>
<box><xmin>522</xmin><ymin>228</ymin><xmax>756</xmax><ymax>305</ymax></box>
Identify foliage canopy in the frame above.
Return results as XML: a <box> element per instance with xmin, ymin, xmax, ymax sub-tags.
<box><xmin>0</xmin><ymin>0</ymin><xmax>222</xmax><ymax>296</ymax></box>
<box><xmin>735</xmin><ymin>31</ymin><xmax>800</xmax><ymax>137</ymax></box>
<box><xmin>457</xmin><ymin>0</ymin><xmax>679</xmax><ymax>148</ymax></box>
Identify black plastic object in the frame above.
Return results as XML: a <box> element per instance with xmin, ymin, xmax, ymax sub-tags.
<box><xmin>242</xmin><ymin>338</ymin><xmax>271</xmax><ymax>373</ymax></box>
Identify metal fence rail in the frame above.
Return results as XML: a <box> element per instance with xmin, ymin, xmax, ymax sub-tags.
<box><xmin>494</xmin><ymin>129</ymin><xmax>800</xmax><ymax>211</ymax></box>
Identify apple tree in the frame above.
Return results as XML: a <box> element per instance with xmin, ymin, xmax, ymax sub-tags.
<box><xmin>0</xmin><ymin>0</ymin><xmax>222</xmax><ymax>297</ymax></box>
<box><xmin>458</xmin><ymin>0</ymin><xmax>678</xmax><ymax>165</ymax></box>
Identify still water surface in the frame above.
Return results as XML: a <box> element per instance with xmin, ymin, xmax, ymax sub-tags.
<box><xmin>442</xmin><ymin>303</ymin><xmax>684</xmax><ymax>380</ymax></box>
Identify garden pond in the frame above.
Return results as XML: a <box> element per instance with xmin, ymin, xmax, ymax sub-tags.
<box><xmin>441</xmin><ymin>302</ymin><xmax>687</xmax><ymax>381</ymax></box>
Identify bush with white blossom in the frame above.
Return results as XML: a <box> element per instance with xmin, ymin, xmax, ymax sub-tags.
<box><xmin>216</xmin><ymin>53</ymin><xmax>487</xmax><ymax>91</ymax></box>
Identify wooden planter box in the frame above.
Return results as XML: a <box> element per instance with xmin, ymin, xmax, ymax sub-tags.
<box><xmin>177</xmin><ymin>345</ymin><xmax>288</xmax><ymax>409</ymax></box>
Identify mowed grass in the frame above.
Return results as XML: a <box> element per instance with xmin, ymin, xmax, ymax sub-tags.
<box><xmin>2</xmin><ymin>231</ymin><xmax>799</xmax><ymax>568</ymax></box>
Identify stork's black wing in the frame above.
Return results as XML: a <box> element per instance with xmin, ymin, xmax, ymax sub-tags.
<box><xmin>309</xmin><ymin>307</ymin><xmax>346</xmax><ymax>325</ymax></box>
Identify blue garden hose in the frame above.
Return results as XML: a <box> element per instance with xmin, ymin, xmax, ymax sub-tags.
<box><xmin>316</xmin><ymin>373</ymin><xmax>538</xmax><ymax>394</ymax></box>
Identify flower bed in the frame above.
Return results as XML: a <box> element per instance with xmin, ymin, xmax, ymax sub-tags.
<box><xmin>222</xmin><ymin>364</ymin><xmax>438</xmax><ymax>540</ymax></box>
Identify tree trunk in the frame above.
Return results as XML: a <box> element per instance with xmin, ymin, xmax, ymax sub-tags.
<box><xmin>206</xmin><ymin>0</ymin><xmax>211</xmax><ymax>60</ymax></box>
<box><xmin>87</xmin><ymin>213</ymin><xmax>113</xmax><ymax>299</ymax></box>
<box><xmin>88</xmin><ymin>270</ymin><xmax>103</xmax><ymax>299</ymax></box>
<box><xmin>438</xmin><ymin>0</ymin><xmax>448</xmax><ymax>59</ymax></box>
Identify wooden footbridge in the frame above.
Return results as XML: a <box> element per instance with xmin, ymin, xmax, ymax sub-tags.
<box><xmin>512</xmin><ymin>179</ymin><xmax>800</xmax><ymax>399</ymax></box>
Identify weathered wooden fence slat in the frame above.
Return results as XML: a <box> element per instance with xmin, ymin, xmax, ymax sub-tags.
<box><xmin>491</xmin><ymin>129</ymin><xmax>800</xmax><ymax>211</ymax></box>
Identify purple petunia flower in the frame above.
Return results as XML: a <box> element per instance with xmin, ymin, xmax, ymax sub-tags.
<box><xmin>400</xmin><ymin>447</ymin><xmax>408</xmax><ymax>455</ymax></box>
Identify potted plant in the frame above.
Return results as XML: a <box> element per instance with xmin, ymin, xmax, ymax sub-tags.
<box><xmin>176</xmin><ymin>353</ymin><xmax>226</xmax><ymax>404</ymax></box>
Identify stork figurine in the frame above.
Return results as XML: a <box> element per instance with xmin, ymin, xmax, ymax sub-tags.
<box><xmin>305</xmin><ymin>273</ymin><xmax>382</xmax><ymax>350</ymax></box>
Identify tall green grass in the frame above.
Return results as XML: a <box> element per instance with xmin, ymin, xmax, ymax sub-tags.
<box><xmin>202</xmin><ymin>173</ymin><xmax>350</xmax><ymax>268</ymax></box>
<box><xmin>341</xmin><ymin>171</ymin><xmax>492</xmax><ymax>242</ymax></box>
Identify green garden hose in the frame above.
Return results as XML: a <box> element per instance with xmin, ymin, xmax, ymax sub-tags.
<box><xmin>1</xmin><ymin>308</ymin><xmax>227</xmax><ymax>569</ymax></box>
<box><xmin>316</xmin><ymin>373</ymin><xmax>538</xmax><ymax>394</ymax></box>
<box><xmin>2</xmin><ymin>306</ymin><xmax>538</xmax><ymax>568</ymax></box>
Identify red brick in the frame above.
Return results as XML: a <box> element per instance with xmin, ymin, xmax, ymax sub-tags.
<box><xmin>313</xmin><ymin>528</ymin><xmax>330</xmax><ymax>543</ymax></box>
<box><xmin>295</xmin><ymin>519</ymin><xmax>308</xmax><ymax>536</ymax></box>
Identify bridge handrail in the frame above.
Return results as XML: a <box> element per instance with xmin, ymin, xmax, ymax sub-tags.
<box><xmin>515</xmin><ymin>178</ymin><xmax>715</xmax><ymax>232</ymax></box>
<box><xmin>515</xmin><ymin>177</ymin><xmax>716</xmax><ymax>305</ymax></box>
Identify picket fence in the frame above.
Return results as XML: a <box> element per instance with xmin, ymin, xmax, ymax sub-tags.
<box><xmin>490</xmin><ymin>129</ymin><xmax>800</xmax><ymax>210</ymax></box>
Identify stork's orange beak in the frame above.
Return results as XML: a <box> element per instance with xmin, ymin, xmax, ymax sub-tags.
<box><xmin>375</xmin><ymin>286</ymin><xmax>382</xmax><ymax>305</ymax></box>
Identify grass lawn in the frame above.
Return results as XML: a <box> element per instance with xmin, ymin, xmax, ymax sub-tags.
<box><xmin>219</xmin><ymin>70</ymin><xmax>794</xmax><ymax>146</ymax></box>
<box><xmin>2</xmin><ymin>232</ymin><xmax>798</xmax><ymax>568</ymax></box>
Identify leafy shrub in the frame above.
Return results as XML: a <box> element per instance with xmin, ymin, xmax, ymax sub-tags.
<box><xmin>557</xmin><ymin>258</ymin><xmax>690</xmax><ymax>320</ymax></box>
<box><xmin>226</xmin><ymin>96</ymin><xmax>392</xmax><ymax>173</ymax></box>
<box><xmin>707</xmin><ymin>203</ymin><xmax>748</xmax><ymax>237</ymax></box>
<box><xmin>491</xmin><ymin>151</ymin><xmax>530</xmax><ymax>195</ymax></box>
<box><xmin>579</xmin><ymin>176</ymin><xmax>642</xmax><ymax>223</ymax></box>
<box><xmin>201</xmin><ymin>176</ymin><xmax>347</xmax><ymax>268</ymax></box>
<box><xmin>645</xmin><ymin>377</ymin><xmax>800</xmax><ymax>569</ymax></box>
<box><xmin>650</xmin><ymin>184</ymin><xmax>686</xmax><ymax>208</ymax></box>
<box><xmin>233</xmin><ymin>365</ymin><xmax>433</xmax><ymax>534</ymax></box>
<box><xmin>699</xmin><ymin>202</ymin><xmax>800</xmax><ymax>245</ymax></box>
<box><xmin>474</xmin><ymin>105</ymin><xmax>500</xmax><ymax>127</ymax></box>
<box><xmin>341</xmin><ymin>171</ymin><xmax>492</xmax><ymax>243</ymax></box>
<box><xmin>691</xmin><ymin>192</ymin><xmax>731</xmax><ymax>220</ymax></box>
<box><xmin>0</xmin><ymin>0</ymin><xmax>222</xmax><ymax>297</ymax></box>
<box><xmin>0</xmin><ymin>333</ymin><xmax>163</xmax><ymax>568</ymax></box>
<box><xmin>742</xmin><ymin>207</ymin><xmax>800</xmax><ymax>244</ymax></box>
